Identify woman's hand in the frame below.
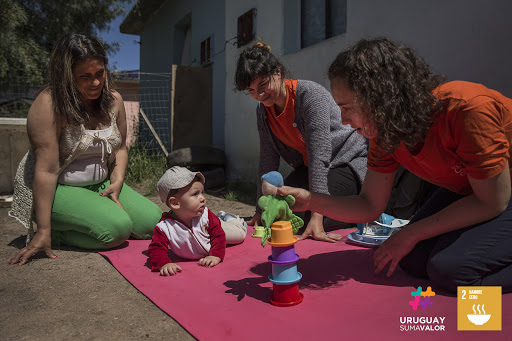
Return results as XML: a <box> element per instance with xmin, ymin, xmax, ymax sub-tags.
<box><xmin>10</xmin><ymin>230</ymin><xmax>57</xmax><ymax>266</ymax></box>
<box><xmin>276</xmin><ymin>186</ymin><xmax>311</xmax><ymax>211</ymax></box>
<box><xmin>373</xmin><ymin>228</ymin><xmax>418</xmax><ymax>277</ymax></box>
<box><xmin>101</xmin><ymin>181</ymin><xmax>124</xmax><ymax>209</ymax></box>
<box><xmin>299</xmin><ymin>212</ymin><xmax>342</xmax><ymax>243</ymax></box>
<box><xmin>246</xmin><ymin>212</ymin><xmax>262</xmax><ymax>226</ymax></box>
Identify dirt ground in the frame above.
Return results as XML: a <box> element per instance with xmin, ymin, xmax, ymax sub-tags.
<box><xmin>0</xmin><ymin>193</ymin><xmax>256</xmax><ymax>341</ymax></box>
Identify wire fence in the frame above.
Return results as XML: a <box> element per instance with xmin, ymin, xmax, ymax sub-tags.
<box><xmin>116</xmin><ymin>71</ymin><xmax>173</xmax><ymax>155</ymax></box>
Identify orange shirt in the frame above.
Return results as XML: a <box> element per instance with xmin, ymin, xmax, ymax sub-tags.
<box><xmin>367</xmin><ymin>81</ymin><xmax>512</xmax><ymax>195</ymax></box>
<box><xmin>265</xmin><ymin>79</ymin><xmax>308</xmax><ymax>166</ymax></box>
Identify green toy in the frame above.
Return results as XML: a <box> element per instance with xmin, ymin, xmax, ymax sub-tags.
<box><xmin>258</xmin><ymin>194</ymin><xmax>304</xmax><ymax>247</ymax></box>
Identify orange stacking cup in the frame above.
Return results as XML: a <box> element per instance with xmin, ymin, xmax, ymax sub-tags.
<box><xmin>267</xmin><ymin>221</ymin><xmax>298</xmax><ymax>247</ymax></box>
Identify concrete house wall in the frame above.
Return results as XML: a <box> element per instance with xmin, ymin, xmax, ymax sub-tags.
<box><xmin>224</xmin><ymin>0</ymin><xmax>512</xmax><ymax>182</ymax></box>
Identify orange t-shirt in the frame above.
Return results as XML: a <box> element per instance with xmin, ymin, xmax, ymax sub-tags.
<box><xmin>367</xmin><ymin>81</ymin><xmax>512</xmax><ymax>195</ymax></box>
<box><xmin>265</xmin><ymin>79</ymin><xmax>308</xmax><ymax>166</ymax></box>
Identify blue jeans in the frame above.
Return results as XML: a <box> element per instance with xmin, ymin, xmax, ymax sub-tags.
<box><xmin>399</xmin><ymin>187</ymin><xmax>512</xmax><ymax>293</ymax></box>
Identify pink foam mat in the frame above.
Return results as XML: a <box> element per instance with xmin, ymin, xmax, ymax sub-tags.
<box><xmin>99</xmin><ymin>229</ymin><xmax>512</xmax><ymax>341</ymax></box>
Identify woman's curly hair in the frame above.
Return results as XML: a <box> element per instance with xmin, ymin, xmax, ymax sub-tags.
<box><xmin>328</xmin><ymin>37</ymin><xmax>446</xmax><ymax>153</ymax></box>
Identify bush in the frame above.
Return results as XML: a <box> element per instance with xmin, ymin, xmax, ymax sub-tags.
<box><xmin>0</xmin><ymin>101</ymin><xmax>31</xmax><ymax>118</ymax></box>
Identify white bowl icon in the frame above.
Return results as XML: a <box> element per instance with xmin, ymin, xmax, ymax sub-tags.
<box><xmin>467</xmin><ymin>314</ymin><xmax>491</xmax><ymax>325</ymax></box>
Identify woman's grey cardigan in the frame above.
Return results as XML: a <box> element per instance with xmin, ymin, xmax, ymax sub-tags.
<box><xmin>256</xmin><ymin>79</ymin><xmax>368</xmax><ymax>211</ymax></box>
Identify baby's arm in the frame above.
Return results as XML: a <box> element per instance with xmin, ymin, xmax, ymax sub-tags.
<box><xmin>205</xmin><ymin>210</ymin><xmax>226</xmax><ymax>266</ymax></box>
<box><xmin>147</xmin><ymin>226</ymin><xmax>174</xmax><ymax>272</ymax></box>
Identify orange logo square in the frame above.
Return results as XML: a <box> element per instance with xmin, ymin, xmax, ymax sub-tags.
<box><xmin>457</xmin><ymin>286</ymin><xmax>501</xmax><ymax>331</ymax></box>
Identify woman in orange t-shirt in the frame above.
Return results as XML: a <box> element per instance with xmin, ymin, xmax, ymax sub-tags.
<box><xmin>280</xmin><ymin>37</ymin><xmax>512</xmax><ymax>293</ymax></box>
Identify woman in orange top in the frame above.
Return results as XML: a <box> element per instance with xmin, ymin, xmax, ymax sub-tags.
<box><xmin>279</xmin><ymin>37</ymin><xmax>512</xmax><ymax>293</ymax></box>
<box><xmin>235</xmin><ymin>43</ymin><xmax>369</xmax><ymax>242</ymax></box>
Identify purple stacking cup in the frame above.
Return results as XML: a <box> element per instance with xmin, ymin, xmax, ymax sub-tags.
<box><xmin>269</xmin><ymin>245</ymin><xmax>298</xmax><ymax>264</ymax></box>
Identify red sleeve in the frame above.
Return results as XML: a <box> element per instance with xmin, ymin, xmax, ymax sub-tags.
<box><xmin>367</xmin><ymin>138</ymin><xmax>401</xmax><ymax>173</ymax></box>
<box><xmin>206</xmin><ymin>210</ymin><xmax>226</xmax><ymax>260</ymax></box>
<box><xmin>147</xmin><ymin>226</ymin><xmax>172</xmax><ymax>271</ymax></box>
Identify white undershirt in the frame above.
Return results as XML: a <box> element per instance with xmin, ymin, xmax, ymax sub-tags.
<box><xmin>58</xmin><ymin>126</ymin><xmax>113</xmax><ymax>186</ymax></box>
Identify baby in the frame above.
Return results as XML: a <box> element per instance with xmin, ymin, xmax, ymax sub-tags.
<box><xmin>147</xmin><ymin>166</ymin><xmax>247</xmax><ymax>276</ymax></box>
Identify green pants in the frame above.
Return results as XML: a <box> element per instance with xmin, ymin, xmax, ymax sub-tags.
<box><xmin>50</xmin><ymin>179</ymin><xmax>162</xmax><ymax>249</ymax></box>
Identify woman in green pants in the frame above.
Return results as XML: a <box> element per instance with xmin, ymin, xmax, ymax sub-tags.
<box><xmin>9</xmin><ymin>33</ymin><xmax>162</xmax><ymax>265</ymax></box>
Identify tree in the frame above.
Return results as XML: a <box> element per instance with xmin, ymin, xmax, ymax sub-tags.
<box><xmin>0</xmin><ymin>0</ymin><xmax>132</xmax><ymax>88</ymax></box>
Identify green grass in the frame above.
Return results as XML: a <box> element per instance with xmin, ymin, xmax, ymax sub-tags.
<box><xmin>125</xmin><ymin>143</ymin><xmax>167</xmax><ymax>196</ymax></box>
<box><xmin>223</xmin><ymin>191</ymin><xmax>238</xmax><ymax>201</ymax></box>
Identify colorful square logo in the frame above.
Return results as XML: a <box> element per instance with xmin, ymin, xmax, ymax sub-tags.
<box><xmin>457</xmin><ymin>286</ymin><xmax>501</xmax><ymax>331</ymax></box>
<box><xmin>409</xmin><ymin>286</ymin><xmax>435</xmax><ymax>310</ymax></box>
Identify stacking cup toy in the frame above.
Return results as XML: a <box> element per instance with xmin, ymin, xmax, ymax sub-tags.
<box><xmin>269</xmin><ymin>282</ymin><xmax>304</xmax><ymax>307</ymax></box>
<box><xmin>270</xmin><ymin>245</ymin><xmax>298</xmax><ymax>263</ymax></box>
<box><xmin>267</xmin><ymin>221</ymin><xmax>303</xmax><ymax>306</ymax></box>
<box><xmin>269</xmin><ymin>264</ymin><xmax>302</xmax><ymax>283</ymax></box>
<box><xmin>267</xmin><ymin>221</ymin><xmax>298</xmax><ymax>246</ymax></box>
<box><xmin>252</xmin><ymin>226</ymin><xmax>265</xmax><ymax>238</ymax></box>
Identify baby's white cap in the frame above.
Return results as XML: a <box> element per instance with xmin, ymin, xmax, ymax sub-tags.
<box><xmin>157</xmin><ymin>166</ymin><xmax>205</xmax><ymax>203</ymax></box>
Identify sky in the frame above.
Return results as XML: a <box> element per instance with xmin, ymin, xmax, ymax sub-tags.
<box><xmin>99</xmin><ymin>1</ymin><xmax>140</xmax><ymax>71</ymax></box>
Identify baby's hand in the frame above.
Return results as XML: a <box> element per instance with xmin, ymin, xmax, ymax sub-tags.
<box><xmin>198</xmin><ymin>255</ymin><xmax>221</xmax><ymax>268</ymax></box>
<box><xmin>160</xmin><ymin>262</ymin><xmax>182</xmax><ymax>276</ymax></box>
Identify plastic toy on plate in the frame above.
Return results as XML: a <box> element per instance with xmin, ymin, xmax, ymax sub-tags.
<box><xmin>346</xmin><ymin>213</ymin><xmax>409</xmax><ymax>247</ymax></box>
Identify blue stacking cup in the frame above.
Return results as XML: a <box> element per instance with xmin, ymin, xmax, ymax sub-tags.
<box><xmin>271</xmin><ymin>263</ymin><xmax>300</xmax><ymax>283</ymax></box>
